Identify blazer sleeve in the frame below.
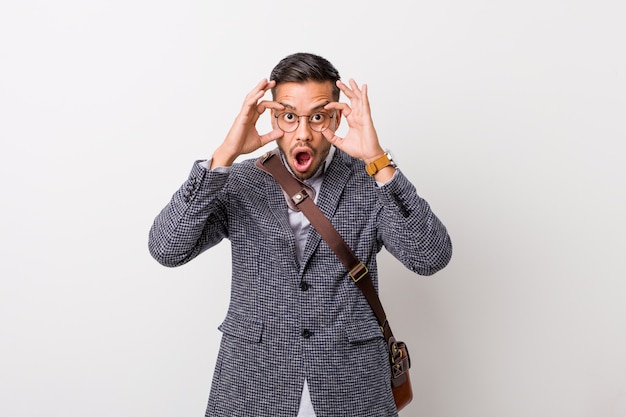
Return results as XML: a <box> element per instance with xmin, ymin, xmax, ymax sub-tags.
<box><xmin>375</xmin><ymin>169</ymin><xmax>452</xmax><ymax>276</ymax></box>
<box><xmin>148</xmin><ymin>161</ymin><xmax>230</xmax><ymax>267</ymax></box>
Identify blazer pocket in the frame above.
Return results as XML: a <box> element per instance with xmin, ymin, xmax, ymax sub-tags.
<box><xmin>218</xmin><ymin>313</ymin><xmax>263</xmax><ymax>343</ymax></box>
<box><xmin>345</xmin><ymin>318</ymin><xmax>385</xmax><ymax>344</ymax></box>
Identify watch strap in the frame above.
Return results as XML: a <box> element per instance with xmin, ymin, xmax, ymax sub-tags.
<box><xmin>365</xmin><ymin>153</ymin><xmax>393</xmax><ymax>176</ymax></box>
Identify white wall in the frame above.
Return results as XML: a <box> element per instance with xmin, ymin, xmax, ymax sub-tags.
<box><xmin>1</xmin><ymin>1</ymin><xmax>625</xmax><ymax>416</ymax></box>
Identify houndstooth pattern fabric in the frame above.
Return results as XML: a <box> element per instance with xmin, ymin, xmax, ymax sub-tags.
<box><xmin>148</xmin><ymin>148</ymin><xmax>452</xmax><ymax>417</ymax></box>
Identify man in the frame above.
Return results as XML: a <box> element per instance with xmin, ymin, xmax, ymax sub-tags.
<box><xmin>149</xmin><ymin>52</ymin><xmax>452</xmax><ymax>417</ymax></box>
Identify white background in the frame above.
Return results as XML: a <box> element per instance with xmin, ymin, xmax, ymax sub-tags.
<box><xmin>1</xmin><ymin>1</ymin><xmax>625</xmax><ymax>416</ymax></box>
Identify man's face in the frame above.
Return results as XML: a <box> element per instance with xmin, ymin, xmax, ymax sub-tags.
<box><xmin>272</xmin><ymin>81</ymin><xmax>339</xmax><ymax>180</ymax></box>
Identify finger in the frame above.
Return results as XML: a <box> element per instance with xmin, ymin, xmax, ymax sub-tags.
<box><xmin>256</xmin><ymin>100</ymin><xmax>285</xmax><ymax>115</ymax></box>
<box><xmin>259</xmin><ymin>127</ymin><xmax>284</xmax><ymax>146</ymax></box>
<box><xmin>322</xmin><ymin>128</ymin><xmax>343</xmax><ymax>146</ymax></box>
<box><xmin>322</xmin><ymin>128</ymin><xmax>334</xmax><ymax>141</ymax></box>
<box><xmin>324</xmin><ymin>101</ymin><xmax>350</xmax><ymax>114</ymax></box>
<box><xmin>348</xmin><ymin>79</ymin><xmax>362</xmax><ymax>96</ymax></box>
<box><xmin>248</xmin><ymin>79</ymin><xmax>269</xmax><ymax>97</ymax></box>
<box><xmin>338</xmin><ymin>79</ymin><xmax>367</xmax><ymax>107</ymax></box>
<box><xmin>337</xmin><ymin>80</ymin><xmax>355</xmax><ymax>100</ymax></box>
<box><xmin>244</xmin><ymin>79</ymin><xmax>274</xmax><ymax>105</ymax></box>
<box><xmin>359</xmin><ymin>84</ymin><xmax>371</xmax><ymax>109</ymax></box>
<box><xmin>242</xmin><ymin>92</ymin><xmax>267</xmax><ymax>114</ymax></box>
<box><xmin>253</xmin><ymin>78</ymin><xmax>275</xmax><ymax>92</ymax></box>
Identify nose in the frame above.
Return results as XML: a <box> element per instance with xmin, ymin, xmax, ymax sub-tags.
<box><xmin>294</xmin><ymin>115</ymin><xmax>312</xmax><ymax>141</ymax></box>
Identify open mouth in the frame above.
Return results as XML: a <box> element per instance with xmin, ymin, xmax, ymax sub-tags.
<box><xmin>293</xmin><ymin>150</ymin><xmax>313</xmax><ymax>173</ymax></box>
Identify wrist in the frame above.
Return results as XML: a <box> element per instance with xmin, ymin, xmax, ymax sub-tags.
<box><xmin>364</xmin><ymin>150</ymin><xmax>396</xmax><ymax>177</ymax></box>
<box><xmin>373</xmin><ymin>165</ymin><xmax>396</xmax><ymax>183</ymax></box>
<box><xmin>210</xmin><ymin>146</ymin><xmax>238</xmax><ymax>169</ymax></box>
<box><xmin>362</xmin><ymin>148</ymin><xmax>386</xmax><ymax>164</ymax></box>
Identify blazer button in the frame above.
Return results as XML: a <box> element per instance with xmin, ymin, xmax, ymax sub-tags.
<box><xmin>300</xmin><ymin>282</ymin><xmax>309</xmax><ymax>291</ymax></box>
<box><xmin>301</xmin><ymin>329</ymin><xmax>311</xmax><ymax>339</ymax></box>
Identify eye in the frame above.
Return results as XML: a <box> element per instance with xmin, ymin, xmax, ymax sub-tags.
<box><xmin>310</xmin><ymin>113</ymin><xmax>327</xmax><ymax>123</ymax></box>
<box><xmin>282</xmin><ymin>112</ymin><xmax>297</xmax><ymax>123</ymax></box>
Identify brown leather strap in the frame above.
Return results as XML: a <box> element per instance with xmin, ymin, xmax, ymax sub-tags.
<box><xmin>255</xmin><ymin>150</ymin><xmax>394</xmax><ymax>342</ymax></box>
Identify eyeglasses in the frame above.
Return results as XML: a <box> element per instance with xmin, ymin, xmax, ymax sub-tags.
<box><xmin>274</xmin><ymin>110</ymin><xmax>336</xmax><ymax>133</ymax></box>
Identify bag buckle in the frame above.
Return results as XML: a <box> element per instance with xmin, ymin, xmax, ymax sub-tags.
<box><xmin>389</xmin><ymin>338</ymin><xmax>411</xmax><ymax>382</ymax></box>
<box><xmin>349</xmin><ymin>262</ymin><xmax>368</xmax><ymax>283</ymax></box>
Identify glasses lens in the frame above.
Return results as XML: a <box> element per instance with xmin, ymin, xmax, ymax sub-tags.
<box><xmin>309</xmin><ymin>112</ymin><xmax>332</xmax><ymax>132</ymax></box>
<box><xmin>276</xmin><ymin>112</ymin><xmax>298</xmax><ymax>132</ymax></box>
<box><xmin>276</xmin><ymin>112</ymin><xmax>334</xmax><ymax>133</ymax></box>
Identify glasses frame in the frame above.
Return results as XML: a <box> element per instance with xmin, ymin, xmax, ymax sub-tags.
<box><xmin>273</xmin><ymin>110</ymin><xmax>336</xmax><ymax>133</ymax></box>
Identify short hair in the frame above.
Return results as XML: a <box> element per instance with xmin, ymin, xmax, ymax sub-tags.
<box><xmin>270</xmin><ymin>52</ymin><xmax>341</xmax><ymax>101</ymax></box>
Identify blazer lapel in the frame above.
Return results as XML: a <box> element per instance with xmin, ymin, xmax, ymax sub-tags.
<box><xmin>299</xmin><ymin>151</ymin><xmax>352</xmax><ymax>272</ymax></box>
<box><xmin>263</xmin><ymin>174</ymin><xmax>301</xmax><ymax>274</ymax></box>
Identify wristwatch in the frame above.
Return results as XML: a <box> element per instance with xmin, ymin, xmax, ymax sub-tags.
<box><xmin>365</xmin><ymin>150</ymin><xmax>396</xmax><ymax>176</ymax></box>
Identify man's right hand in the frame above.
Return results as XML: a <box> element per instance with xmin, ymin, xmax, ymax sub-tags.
<box><xmin>210</xmin><ymin>79</ymin><xmax>284</xmax><ymax>169</ymax></box>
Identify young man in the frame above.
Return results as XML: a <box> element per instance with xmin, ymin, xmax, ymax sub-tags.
<box><xmin>149</xmin><ymin>52</ymin><xmax>452</xmax><ymax>417</ymax></box>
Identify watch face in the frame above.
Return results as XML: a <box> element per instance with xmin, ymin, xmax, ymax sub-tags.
<box><xmin>385</xmin><ymin>149</ymin><xmax>397</xmax><ymax>166</ymax></box>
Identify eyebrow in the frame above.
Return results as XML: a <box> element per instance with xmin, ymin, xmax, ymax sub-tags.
<box><xmin>279</xmin><ymin>102</ymin><xmax>330</xmax><ymax>112</ymax></box>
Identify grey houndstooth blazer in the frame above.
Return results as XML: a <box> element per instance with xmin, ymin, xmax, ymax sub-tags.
<box><xmin>149</xmin><ymin>148</ymin><xmax>452</xmax><ymax>417</ymax></box>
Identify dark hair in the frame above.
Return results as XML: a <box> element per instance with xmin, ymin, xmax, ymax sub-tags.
<box><xmin>270</xmin><ymin>52</ymin><xmax>341</xmax><ymax>101</ymax></box>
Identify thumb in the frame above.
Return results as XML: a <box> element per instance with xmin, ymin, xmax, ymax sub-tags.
<box><xmin>322</xmin><ymin>129</ymin><xmax>345</xmax><ymax>149</ymax></box>
<box><xmin>259</xmin><ymin>127</ymin><xmax>284</xmax><ymax>146</ymax></box>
